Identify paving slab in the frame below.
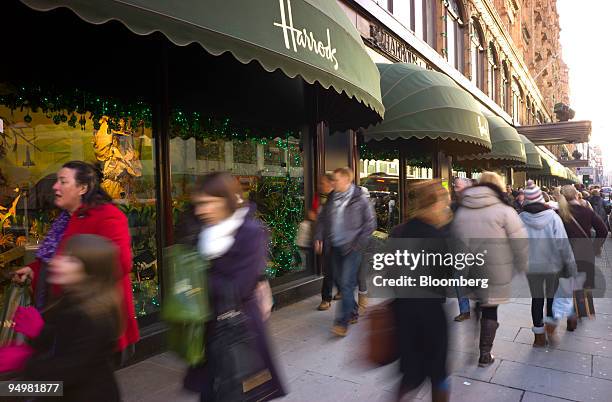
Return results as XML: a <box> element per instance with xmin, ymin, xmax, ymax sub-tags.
<box><xmin>491</xmin><ymin>360</ymin><xmax>612</xmax><ymax>402</ymax></box>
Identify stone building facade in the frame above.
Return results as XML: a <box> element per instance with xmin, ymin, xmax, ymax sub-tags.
<box><xmin>340</xmin><ymin>0</ymin><xmax>570</xmax><ymax>127</ymax></box>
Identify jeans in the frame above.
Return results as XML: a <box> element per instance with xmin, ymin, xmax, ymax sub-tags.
<box><xmin>528</xmin><ymin>274</ymin><xmax>558</xmax><ymax>327</ymax></box>
<box><xmin>332</xmin><ymin>246</ymin><xmax>362</xmax><ymax>327</ymax></box>
<box><xmin>457</xmin><ymin>294</ymin><xmax>470</xmax><ymax>314</ymax></box>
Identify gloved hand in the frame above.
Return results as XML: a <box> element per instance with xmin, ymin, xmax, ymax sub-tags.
<box><xmin>14</xmin><ymin>306</ymin><xmax>44</xmax><ymax>339</ymax></box>
<box><xmin>0</xmin><ymin>344</ymin><xmax>33</xmax><ymax>373</ymax></box>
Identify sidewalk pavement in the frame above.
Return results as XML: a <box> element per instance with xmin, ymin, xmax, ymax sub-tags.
<box><xmin>117</xmin><ymin>239</ymin><xmax>612</xmax><ymax>402</ymax></box>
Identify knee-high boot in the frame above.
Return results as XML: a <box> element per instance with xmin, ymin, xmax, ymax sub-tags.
<box><xmin>478</xmin><ymin>319</ymin><xmax>499</xmax><ymax>367</ymax></box>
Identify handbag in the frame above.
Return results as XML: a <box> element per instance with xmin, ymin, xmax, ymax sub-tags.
<box><xmin>295</xmin><ymin>220</ymin><xmax>313</xmax><ymax>248</ymax></box>
<box><xmin>160</xmin><ymin>244</ymin><xmax>210</xmax><ymax>365</ymax></box>
<box><xmin>0</xmin><ymin>281</ymin><xmax>32</xmax><ymax>347</ymax></box>
<box><xmin>366</xmin><ymin>301</ymin><xmax>398</xmax><ymax>366</ymax></box>
<box><xmin>569</xmin><ymin>216</ymin><xmax>597</xmax><ymax>319</ymax></box>
<box><xmin>207</xmin><ymin>280</ymin><xmax>279</xmax><ymax>402</ymax></box>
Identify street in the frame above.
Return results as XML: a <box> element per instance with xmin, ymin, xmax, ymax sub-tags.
<box><xmin>117</xmin><ymin>240</ymin><xmax>612</xmax><ymax>402</ymax></box>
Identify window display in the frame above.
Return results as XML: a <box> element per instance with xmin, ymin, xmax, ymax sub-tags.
<box><xmin>0</xmin><ymin>85</ymin><xmax>158</xmax><ymax>317</ymax></box>
<box><xmin>169</xmin><ymin>120</ymin><xmax>306</xmax><ymax>279</ymax></box>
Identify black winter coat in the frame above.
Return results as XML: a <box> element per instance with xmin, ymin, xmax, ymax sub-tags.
<box><xmin>25</xmin><ymin>296</ymin><xmax>120</xmax><ymax>402</ymax></box>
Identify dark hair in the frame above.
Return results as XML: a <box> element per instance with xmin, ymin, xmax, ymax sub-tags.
<box><xmin>192</xmin><ymin>172</ymin><xmax>240</xmax><ymax>213</ymax></box>
<box><xmin>62</xmin><ymin>161</ymin><xmax>111</xmax><ymax>207</ymax></box>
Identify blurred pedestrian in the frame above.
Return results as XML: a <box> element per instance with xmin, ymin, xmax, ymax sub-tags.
<box><xmin>578</xmin><ymin>191</ymin><xmax>593</xmax><ymax>210</ymax></box>
<box><xmin>519</xmin><ymin>181</ymin><xmax>577</xmax><ymax>347</ymax></box>
<box><xmin>588</xmin><ymin>189</ymin><xmax>608</xmax><ymax>229</ymax></box>
<box><xmin>451</xmin><ymin>172</ymin><xmax>528</xmax><ymax>367</ymax></box>
<box><xmin>390</xmin><ymin>180</ymin><xmax>452</xmax><ymax>402</ymax></box>
<box><xmin>314</xmin><ymin>167</ymin><xmax>376</xmax><ymax>336</ymax></box>
<box><xmin>1</xmin><ymin>234</ymin><xmax>123</xmax><ymax>401</ymax></box>
<box><xmin>513</xmin><ymin>190</ymin><xmax>525</xmax><ymax>213</ymax></box>
<box><xmin>558</xmin><ymin>185</ymin><xmax>607</xmax><ymax>330</ymax></box>
<box><xmin>179</xmin><ymin>172</ymin><xmax>285</xmax><ymax>401</ymax></box>
<box><xmin>544</xmin><ymin>192</ymin><xmax>559</xmax><ymax>210</ymax></box>
<box><xmin>451</xmin><ymin>177</ymin><xmax>473</xmax><ymax>322</ymax></box>
<box><xmin>13</xmin><ymin>161</ymin><xmax>139</xmax><ymax>358</ymax></box>
<box><xmin>316</xmin><ymin>173</ymin><xmax>340</xmax><ymax>311</ymax></box>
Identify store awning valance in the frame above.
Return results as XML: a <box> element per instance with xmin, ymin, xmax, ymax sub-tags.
<box><xmin>363</xmin><ymin>63</ymin><xmax>491</xmax><ymax>156</ymax></box>
<box><xmin>21</xmin><ymin>0</ymin><xmax>384</xmax><ymax>126</ymax></box>
<box><xmin>517</xmin><ymin>121</ymin><xmax>592</xmax><ymax>145</ymax></box>
<box><xmin>535</xmin><ymin>147</ymin><xmax>566</xmax><ymax>179</ymax></box>
<box><xmin>458</xmin><ymin>111</ymin><xmax>526</xmax><ymax>166</ymax></box>
<box><xmin>516</xmin><ymin>135</ymin><xmax>543</xmax><ymax>170</ymax></box>
<box><xmin>565</xmin><ymin>167</ymin><xmax>580</xmax><ymax>184</ymax></box>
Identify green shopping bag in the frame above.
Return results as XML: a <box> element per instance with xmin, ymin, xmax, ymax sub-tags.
<box><xmin>0</xmin><ymin>281</ymin><xmax>32</xmax><ymax>347</ymax></box>
<box><xmin>160</xmin><ymin>244</ymin><xmax>211</xmax><ymax>365</ymax></box>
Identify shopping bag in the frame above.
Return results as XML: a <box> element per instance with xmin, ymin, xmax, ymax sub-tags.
<box><xmin>160</xmin><ymin>244</ymin><xmax>211</xmax><ymax>365</ymax></box>
<box><xmin>0</xmin><ymin>281</ymin><xmax>32</xmax><ymax>347</ymax></box>
<box><xmin>254</xmin><ymin>280</ymin><xmax>273</xmax><ymax>322</ymax></box>
<box><xmin>365</xmin><ymin>301</ymin><xmax>398</xmax><ymax>366</ymax></box>
<box><xmin>552</xmin><ymin>277</ymin><xmax>575</xmax><ymax>320</ymax></box>
<box><xmin>295</xmin><ymin>220</ymin><xmax>313</xmax><ymax>248</ymax></box>
<box><xmin>207</xmin><ymin>279</ymin><xmax>280</xmax><ymax>401</ymax></box>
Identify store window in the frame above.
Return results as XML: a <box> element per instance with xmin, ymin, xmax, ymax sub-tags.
<box><xmin>445</xmin><ymin>0</ymin><xmax>465</xmax><ymax>72</ymax></box>
<box><xmin>375</xmin><ymin>0</ymin><xmax>393</xmax><ymax>12</ymax></box>
<box><xmin>407</xmin><ymin>0</ymin><xmax>436</xmax><ymax>47</ymax></box>
<box><xmin>170</xmin><ymin>129</ymin><xmax>306</xmax><ymax>279</ymax></box>
<box><xmin>488</xmin><ymin>43</ymin><xmax>499</xmax><ymax>102</ymax></box>
<box><xmin>502</xmin><ymin>61</ymin><xmax>511</xmax><ymax>113</ymax></box>
<box><xmin>470</xmin><ymin>19</ymin><xmax>486</xmax><ymax>92</ymax></box>
<box><xmin>0</xmin><ymin>90</ymin><xmax>159</xmax><ymax>317</ymax></box>
<box><xmin>512</xmin><ymin>78</ymin><xmax>524</xmax><ymax>125</ymax></box>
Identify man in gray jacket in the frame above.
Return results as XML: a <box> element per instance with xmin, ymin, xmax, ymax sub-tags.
<box><xmin>314</xmin><ymin>167</ymin><xmax>377</xmax><ymax>336</ymax></box>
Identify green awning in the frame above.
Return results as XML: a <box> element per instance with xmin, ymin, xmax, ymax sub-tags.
<box><xmin>459</xmin><ymin>111</ymin><xmax>526</xmax><ymax>166</ymax></box>
<box><xmin>516</xmin><ymin>135</ymin><xmax>543</xmax><ymax>170</ymax></box>
<box><xmin>21</xmin><ymin>0</ymin><xmax>384</xmax><ymax>126</ymax></box>
<box><xmin>535</xmin><ymin>147</ymin><xmax>566</xmax><ymax>179</ymax></box>
<box><xmin>565</xmin><ymin>167</ymin><xmax>580</xmax><ymax>184</ymax></box>
<box><xmin>363</xmin><ymin>63</ymin><xmax>491</xmax><ymax>156</ymax></box>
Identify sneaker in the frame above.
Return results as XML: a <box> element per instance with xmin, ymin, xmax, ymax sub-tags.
<box><xmin>332</xmin><ymin>324</ymin><xmax>348</xmax><ymax>337</ymax></box>
<box><xmin>317</xmin><ymin>301</ymin><xmax>331</xmax><ymax>311</ymax></box>
<box><xmin>333</xmin><ymin>292</ymin><xmax>342</xmax><ymax>301</ymax></box>
<box><xmin>349</xmin><ymin>315</ymin><xmax>359</xmax><ymax>325</ymax></box>
<box><xmin>454</xmin><ymin>312</ymin><xmax>471</xmax><ymax>322</ymax></box>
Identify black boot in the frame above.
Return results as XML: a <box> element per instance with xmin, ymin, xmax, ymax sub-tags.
<box><xmin>478</xmin><ymin>319</ymin><xmax>499</xmax><ymax>367</ymax></box>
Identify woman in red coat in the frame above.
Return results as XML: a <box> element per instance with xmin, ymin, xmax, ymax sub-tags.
<box><xmin>14</xmin><ymin>161</ymin><xmax>139</xmax><ymax>351</ymax></box>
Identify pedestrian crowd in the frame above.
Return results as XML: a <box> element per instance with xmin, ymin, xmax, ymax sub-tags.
<box><xmin>0</xmin><ymin>161</ymin><xmax>609</xmax><ymax>402</ymax></box>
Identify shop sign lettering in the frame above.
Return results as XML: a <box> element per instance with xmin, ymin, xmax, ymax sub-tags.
<box><xmin>273</xmin><ymin>0</ymin><xmax>339</xmax><ymax>70</ymax></box>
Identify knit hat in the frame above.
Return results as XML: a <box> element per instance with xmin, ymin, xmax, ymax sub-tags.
<box><xmin>523</xmin><ymin>180</ymin><xmax>544</xmax><ymax>205</ymax></box>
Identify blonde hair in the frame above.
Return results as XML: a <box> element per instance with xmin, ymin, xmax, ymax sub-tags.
<box><xmin>333</xmin><ymin>167</ymin><xmax>355</xmax><ymax>181</ymax></box>
<box><xmin>478</xmin><ymin>171</ymin><xmax>505</xmax><ymax>193</ymax></box>
<box><xmin>558</xmin><ymin>185</ymin><xmax>578</xmax><ymax>223</ymax></box>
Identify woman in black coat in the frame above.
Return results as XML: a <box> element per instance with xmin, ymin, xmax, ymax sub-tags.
<box><xmin>179</xmin><ymin>172</ymin><xmax>285</xmax><ymax>402</ymax></box>
<box><xmin>390</xmin><ymin>180</ymin><xmax>453</xmax><ymax>402</ymax></box>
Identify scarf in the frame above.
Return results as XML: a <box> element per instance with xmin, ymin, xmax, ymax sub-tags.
<box><xmin>198</xmin><ymin>207</ymin><xmax>249</xmax><ymax>259</ymax></box>
<box><xmin>333</xmin><ymin>185</ymin><xmax>355</xmax><ymax>212</ymax></box>
<box><xmin>36</xmin><ymin>210</ymin><xmax>71</xmax><ymax>264</ymax></box>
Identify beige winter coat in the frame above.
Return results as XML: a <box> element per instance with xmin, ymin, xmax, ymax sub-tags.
<box><xmin>451</xmin><ymin>186</ymin><xmax>528</xmax><ymax>306</ymax></box>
